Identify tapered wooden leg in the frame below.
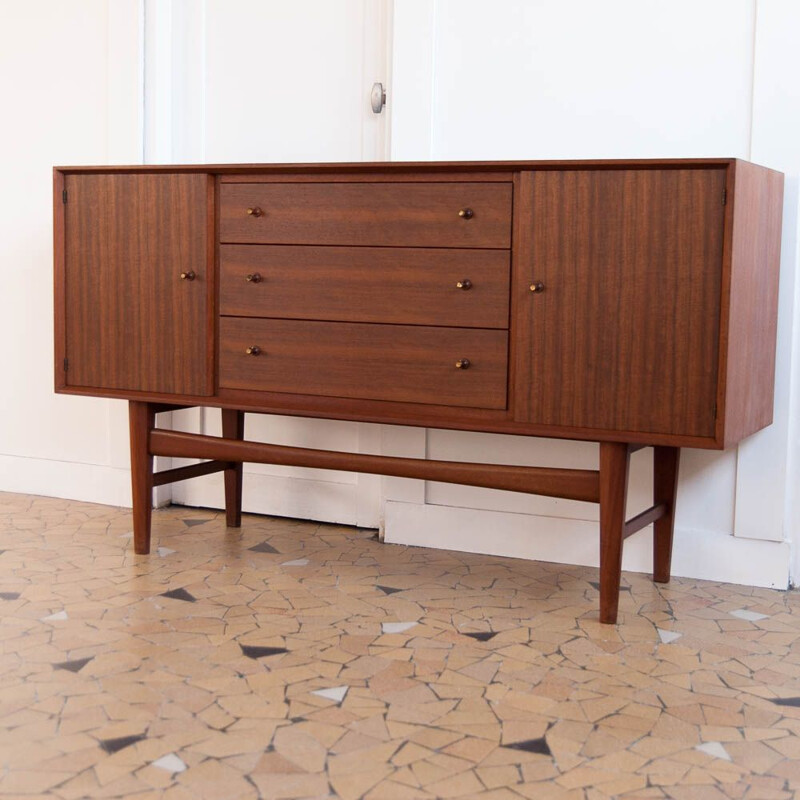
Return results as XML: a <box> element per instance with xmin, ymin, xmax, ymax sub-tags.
<box><xmin>599</xmin><ymin>442</ymin><xmax>631</xmax><ymax>624</ymax></box>
<box><xmin>129</xmin><ymin>401</ymin><xmax>155</xmax><ymax>554</ymax></box>
<box><xmin>653</xmin><ymin>446</ymin><xmax>680</xmax><ymax>583</ymax></box>
<box><xmin>221</xmin><ymin>409</ymin><xmax>245</xmax><ymax>527</ymax></box>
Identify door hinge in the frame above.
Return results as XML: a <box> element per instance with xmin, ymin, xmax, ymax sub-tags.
<box><xmin>63</xmin><ymin>357</ymin><xmax>69</xmax><ymax>372</ymax></box>
<box><xmin>62</xmin><ymin>189</ymin><xmax>68</xmax><ymax>204</ymax></box>
<box><xmin>722</xmin><ymin>188</ymin><xmax>727</xmax><ymax>206</ymax></box>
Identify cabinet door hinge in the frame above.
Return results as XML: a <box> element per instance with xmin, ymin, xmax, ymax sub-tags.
<box><xmin>63</xmin><ymin>358</ymin><xmax>69</xmax><ymax>372</ymax></box>
<box><xmin>722</xmin><ymin>188</ymin><xmax>727</xmax><ymax>206</ymax></box>
<box><xmin>62</xmin><ymin>189</ymin><xmax>68</xmax><ymax>204</ymax></box>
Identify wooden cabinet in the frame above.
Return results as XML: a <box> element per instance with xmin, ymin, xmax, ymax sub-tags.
<box><xmin>219</xmin><ymin>181</ymin><xmax>513</xmax><ymax>247</ymax></box>
<box><xmin>219</xmin><ymin>318</ymin><xmax>509</xmax><ymax>408</ymax></box>
<box><xmin>59</xmin><ymin>173</ymin><xmax>213</xmax><ymax>396</ymax></box>
<box><xmin>514</xmin><ymin>168</ymin><xmax>726</xmax><ymax>439</ymax></box>
<box><xmin>53</xmin><ymin>159</ymin><xmax>783</xmax><ymax>623</ymax></box>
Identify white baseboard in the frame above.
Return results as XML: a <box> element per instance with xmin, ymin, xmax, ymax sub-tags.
<box><xmin>0</xmin><ymin>454</ymin><xmax>132</xmax><ymax>508</ymax></box>
<box><xmin>174</xmin><ymin>471</ymin><xmax>360</xmax><ymax>525</ymax></box>
<box><xmin>384</xmin><ymin>500</ymin><xmax>790</xmax><ymax>589</ymax></box>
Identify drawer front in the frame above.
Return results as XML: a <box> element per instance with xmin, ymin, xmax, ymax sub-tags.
<box><xmin>220</xmin><ymin>245</ymin><xmax>510</xmax><ymax>328</ymax></box>
<box><xmin>220</xmin><ymin>182</ymin><xmax>512</xmax><ymax>248</ymax></box>
<box><xmin>219</xmin><ymin>318</ymin><xmax>508</xmax><ymax>409</ymax></box>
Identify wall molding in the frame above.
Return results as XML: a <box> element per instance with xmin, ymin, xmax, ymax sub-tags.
<box><xmin>384</xmin><ymin>500</ymin><xmax>791</xmax><ymax>590</ymax></box>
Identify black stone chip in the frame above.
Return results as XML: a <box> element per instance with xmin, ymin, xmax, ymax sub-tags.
<box><xmin>183</xmin><ymin>518</ymin><xmax>212</xmax><ymax>528</ymax></box>
<box><xmin>240</xmin><ymin>644</ymin><xmax>288</xmax><ymax>660</ymax></box>
<box><xmin>0</xmin><ymin>592</ymin><xmax>20</xmax><ymax>600</ymax></box>
<box><xmin>99</xmin><ymin>734</ymin><xmax>146</xmax><ymax>754</ymax></box>
<box><xmin>376</xmin><ymin>585</ymin><xmax>403</xmax><ymax>595</ymax></box>
<box><xmin>463</xmin><ymin>631</ymin><xmax>498</xmax><ymax>642</ymax></box>
<box><xmin>160</xmin><ymin>588</ymin><xmax>197</xmax><ymax>602</ymax></box>
<box><xmin>54</xmin><ymin>656</ymin><xmax>93</xmax><ymax>673</ymax></box>
<box><xmin>249</xmin><ymin>541</ymin><xmax>279</xmax><ymax>554</ymax></box>
<box><xmin>772</xmin><ymin>697</ymin><xmax>800</xmax><ymax>707</ymax></box>
<box><xmin>503</xmin><ymin>737</ymin><xmax>552</xmax><ymax>756</ymax></box>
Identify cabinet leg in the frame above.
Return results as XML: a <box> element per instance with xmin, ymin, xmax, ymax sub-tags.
<box><xmin>599</xmin><ymin>442</ymin><xmax>630</xmax><ymax>624</ymax></box>
<box><xmin>653</xmin><ymin>446</ymin><xmax>680</xmax><ymax>583</ymax></box>
<box><xmin>129</xmin><ymin>401</ymin><xmax>155</xmax><ymax>555</ymax></box>
<box><xmin>221</xmin><ymin>409</ymin><xmax>245</xmax><ymax>528</ymax></box>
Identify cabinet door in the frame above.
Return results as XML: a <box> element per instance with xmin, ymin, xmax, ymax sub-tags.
<box><xmin>63</xmin><ymin>173</ymin><xmax>212</xmax><ymax>396</ymax></box>
<box><xmin>514</xmin><ymin>168</ymin><xmax>726</xmax><ymax>438</ymax></box>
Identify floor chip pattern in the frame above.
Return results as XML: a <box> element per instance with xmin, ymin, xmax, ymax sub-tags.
<box><xmin>1</xmin><ymin>491</ymin><xmax>800</xmax><ymax>799</ymax></box>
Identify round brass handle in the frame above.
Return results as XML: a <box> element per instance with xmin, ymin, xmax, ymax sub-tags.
<box><xmin>179</xmin><ymin>271</ymin><xmax>196</xmax><ymax>281</ymax></box>
<box><xmin>246</xmin><ymin>207</ymin><xmax>264</xmax><ymax>217</ymax></box>
<box><xmin>456</xmin><ymin>279</ymin><xmax>472</xmax><ymax>290</ymax></box>
<box><xmin>458</xmin><ymin>208</ymin><xmax>474</xmax><ymax>220</ymax></box>
<box><xmin>246</xmin><ymin>273</ymin><xmax>262</xmax><ymax>283</ymax></box>
<box><xmin>245</xmin><ymin>346</ymin><xmax>261</xmax><ymax>356</ymax></box>
<box><xmin>455</xmin><ymin>358</ymin><xmax>471</xmax><ymax>369</ymax></box>
<box><xmin>529</xmin><ymin>281</ymin><xmax>545</xmax><ymax>293</ymax></box>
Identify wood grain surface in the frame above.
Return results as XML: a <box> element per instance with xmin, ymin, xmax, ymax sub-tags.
<box><xmin>720</xmin><ymin>160</ymin><xmax>783</xmax><ymax>446</ymax></box>
<box><xmin>219</xmin><ymin>182</ymin><xmax>512</xmax><ymax>248</ymax></box>
<box><xmin>219</xmin><ymin>318</ymin><xmax>508</xmax><ymax>409</ymax></box>
<box><xmin>64</xmin><ymin>173</ymin><xmax>211</xmax><ymax>395</ymax></box>
<box><xmin>220</xmin><ymin>245</ymin><xmax>510</xmax><ymax>328</ymax></box>
<box><xmin>150</xmin><ymin>429</ymin><xmax>600</xmax><ymax>503</ymax></box>
<box><xmin>514</xmin><ymin>168</ymin><xmax>726</xmax><ymax>437</ymax></box>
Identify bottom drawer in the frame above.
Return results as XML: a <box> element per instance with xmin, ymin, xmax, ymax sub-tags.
<box><xmin>219</xmin><ymin>318</ymin><xmax>508</xmax><ymax>409</ymax></box>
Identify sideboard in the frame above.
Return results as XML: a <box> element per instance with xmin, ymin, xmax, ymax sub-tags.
<box><xmin>53</xmin><ymin>159</ymin><xmax>783</xmax><ymax>623</ymax></box>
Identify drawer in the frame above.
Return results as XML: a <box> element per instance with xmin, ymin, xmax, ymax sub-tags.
<box><xmin>219</xmin><ymin>181</ymin><xmax>512</xmax><ymax>248</ymax></box>
<box><xmin>220</xmin><ymin>245</ymin><xmax>510</xmax><ymax>328</ymax></box>
<box><xmin>219</xmin><ymin>318</ymin><xmax>508</xmax><ymax>409</ymax></box>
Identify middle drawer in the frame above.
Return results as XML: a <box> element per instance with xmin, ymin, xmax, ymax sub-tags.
<box><xmin>219</xmin><ymin>318</ymin><xmax>509</xmax><ymax>409</ymax></box>
<box><xmin>220</xmin><ymin>245</ymin><xmax>510</xmax><ymax>328</ymax></box>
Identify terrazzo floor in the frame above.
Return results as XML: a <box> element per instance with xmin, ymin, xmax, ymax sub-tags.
<box><xmin>2</xmin><ymin>490</ymin><xmax>800</xmax><ymax>799</ymax></box>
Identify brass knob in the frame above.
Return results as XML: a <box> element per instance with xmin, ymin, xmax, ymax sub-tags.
<box><xmin>458</xmin><ymin>208</ymin><xmax>474</xmax><ymax>219</ymax></box>
<box><xmin>456</xmin><ymin>279</ymin><xmax>472</xmax><ymax>290</ymax></box>
<box><xmin>246</xmin><ymin>207</ymin><xmax>264</xmax><ymax>217</ymax></box>
<box><xmin>245</xmin><ymin>346</ymin><xmax>261</xmax><ymax>356</ymax></box>
<box><xmin>529</xmin><ymin>281</ymin><xmax>544</xmax><ymax>293</ymax></box>
<box><xmin>455</xmin><ymin>359</ymin><xmax>471</xmax><ymax>369</ymax></box>
<box><xmin>246</xmin><ymin>273</ymin><xmax>262</xmax><ymax>283</ymax></box>
<box><xmin>179</xmin><ymin>271</ymin><xmax>196</xmax><ymax>281</ymax></box>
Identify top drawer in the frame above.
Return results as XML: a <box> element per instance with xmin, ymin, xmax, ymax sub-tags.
<box><xmin>219</xmin><ymin>181</ymin><xmax>512</xmax><ymax>248</ymax></box>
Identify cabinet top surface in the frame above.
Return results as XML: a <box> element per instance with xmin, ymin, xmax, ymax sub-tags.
<box><xmin>54</xmin><ymin>157</ymin><xmax>773</xmax><ymax>176</ymax></box>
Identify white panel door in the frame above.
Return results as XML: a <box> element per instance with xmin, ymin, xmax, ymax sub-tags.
<box><xmin>385</xmin><ymin>0</ymin><xmax>793</xmax><ymax>585</ymax></box>
<box><xmin>164</xmin><ymin>0</ymin><xmax>389</xmax><ymax>526</ymax></box>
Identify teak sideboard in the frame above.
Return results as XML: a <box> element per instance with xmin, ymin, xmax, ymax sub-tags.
<box><xmin>53</xmin><ymin>159</ymin><xmax>783</xmax><ymax>623</ymax></box>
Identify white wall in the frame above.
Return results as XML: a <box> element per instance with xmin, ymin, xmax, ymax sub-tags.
<box><xmin>0</xmin><ymin>1</ymin><xmax>141</xmax><ymax>506</ymax></box>
<box><xmin>387</xmin><ymin>0</ymin><xmax>800</xmax><ymax>588</ymax></box>
<box><xmin>2</xmin><ymin>0</ymin><xmax>797</xmax><ymax>591</ymax></box>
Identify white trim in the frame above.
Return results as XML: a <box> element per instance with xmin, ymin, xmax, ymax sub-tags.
<box><xmin>389</xmin><ymin>0</ymin><xmax>437</xmax><ymax>160</ymax></box>
<box><xmin>107</xmin><ymin>0</ymin><xmax>144</xmax><ymax>163</ymax></box>
<box><xmin>175</xmin><ymin>472</ymin><xmax>362</xmax><ymax>526</ymax></box>
<box><xmin>384</xmin><ymin>501</ymin><xmax>790</xmax><ymax>590</ymax></box>
<box><xmin>361</xmin><ymin>0</ymin><xmax>393</xmax><ymax>161</ymax></box>
<box><xmin>734</xmin><ymin>0</ymin><xmax>800</xmax><ymax>546</ymax></box>
<box><xmin>0</xmin><ymin>455</ymin><xmax>132</xmax><ymax>509</ymax></box>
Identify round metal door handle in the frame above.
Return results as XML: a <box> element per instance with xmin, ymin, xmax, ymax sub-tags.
<box><xmin>245</xmin><ymin>346</ymin><xmax>261</xmax><ymax>356</ymax></box>
<box><xmin>179</xmin><ymin>271</ymin><xmax>196</xmax><ymax>281</ymax></box>
<box><xmin>458</xmin><ymin>208</ymin><xmax>474</xmax><ymax>220</ymax></box>
<box><xmin>371</xmin><ymin>82</ymin><xmax>386</xmax><ymax>114</ymax></box>
<box><xmin>245</xmin><ymin>273</ymin><xmax>262</xmax><ymax>283</ymax></box>
<box><xmin>455</xmin><ymin>359</ymin><xmax>471</xmax><ymax>369</ymax></box>
<box><xmin>455</xmin><ymin>279</ymin><xmax>472</xmax><ymax>290</ymax></box>
<box><xmin>529</xmin><ymin>281</ymin><xmax>545</xmax><ymax>293</ymax></box>
<box><xmin>246</xmin><ymin>207</ymin><xmax>264</xmax><ymax>217</ymax></box>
